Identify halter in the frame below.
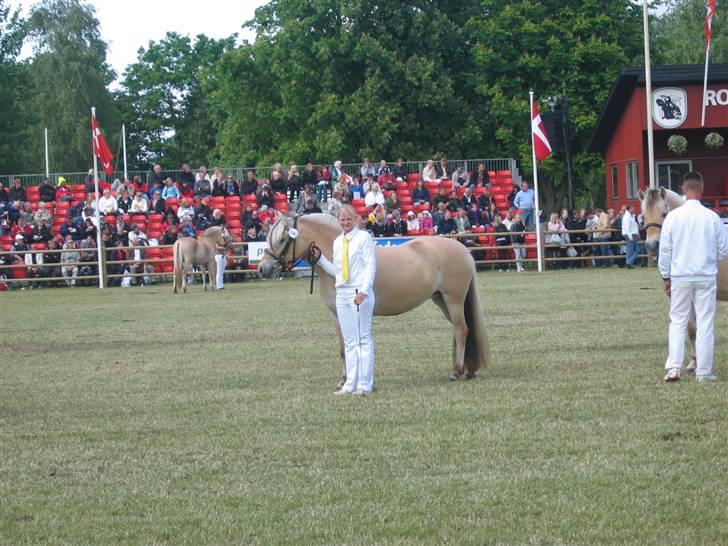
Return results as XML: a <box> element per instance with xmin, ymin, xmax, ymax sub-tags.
<box><xmin>644</xmin><ymin>222</ymin><xmax>663</xmax><ymax>231</ymax></box>
<box><xmin>264</xmin><ymin>215</ymin><xmax>302</xmax><ymax>271</ymax></box>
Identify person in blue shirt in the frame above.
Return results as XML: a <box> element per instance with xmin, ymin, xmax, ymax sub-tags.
<box><xmin>513</xmin><ymin>182</ymin><xmax>536</xmax><ymax>227</ymax></box>
<box><xmin>161</xmin><ymin>178</ymin><xmax>180</xmax><ymax>200</ymax></box>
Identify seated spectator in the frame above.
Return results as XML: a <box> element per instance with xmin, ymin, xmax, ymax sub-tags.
<box><xmin>345</xmin><ymin>176</ymin><xmax>361</xmax><ymax>200</ymax></box>
<box><xmin>432</xmin><ymin>201</ymin><xmax>448</xmax><ymax>227</ymax></box>
<box><xmin>468</xmin><ymin>205</ymin><xmax>484</xmax><ymax>228</ymax></box>
<box><xmin>114</xmin><ymin>215</ymin><xmax>130</xmax><ymax>246</ymax></box>
<box><xmin>448</xmin><ymin>190</ymin><xmax>463</xmax><ymax>211</ymax></box>
<box><xmin>432</xmin><ymin>186</ymin><xmax>449</xmax><ymax>209</ymax></box>
<box><xmin>9</xmin><ymin>178</ymin><xmax>26</xmax><ymax>203</ymax></box>
<box><xmin>58</xmin><ymin>216</ymin><xmax>81</xmax><ymax>241</ymax></box>
<box><xmin>419</xmin><ymin>210</ymin><xmax>433</xmax><ymax>232</ymax></box>
<box><xmin>287</xmin><ymin>165</ymin><xmax>301</xmax><ymax>202</ymax></box>
<box><xmin>161</xmin><ymin>178</ymin><xmax>180</xmax><ymax>200</ymax></box>
<box><xmin>296</xmin><ymin>185</ymin><xmax>319</xmax><ymax>215</ymax></box>
<box><xmin>98</xmin><ymin>189</ymin><xmax>118</xmax><ymax>216</ymax></box>
<box><xmin>364</xmin><ymin>183</ymin><xmax>385</xmax><ymax>209</ymax></box>
<box><xmin>210</xmin><ymin>208</ymin><xmax>225</xmax><ymax>227</ymax></box>
<box><xmin>179</xmin><ymin>180</ymin><xmax>195</xmax><ymax>200</ymax></box>
<box><xmin>106</xmin><ymin>239</ymin><xmax>128</xmax><ymax>286</ymax></box>
<box><xmin>244</xmin><ymin>209</ymin><xmax>261</xmax><ymax>232</ymax></box>
<box><xmin>241</xmin><ymin>204</ymin><xmax>255</xmax><ymax>228</ymax></box>
<box><xmin>82</xmin><ymin>217</ymin><xmax>97</xmax><ymax>240</ymax></box>
<box><xmin>55</xmin><ymin>178</ymin><xmax>73</xmax><ymax>202</ymax></box>
<box><xmin>257</xmin><ymin>184</ymin><xmax>274</xmax><ymax>209</ymax></box>
<box><xmin>301</xmin><ymin>198</ymin><xmax>322</xmax><ymax>215</ymax></box>
<box><xmin>327</xmin><ymin>191</ymin><xmax>343</xmax><ymax>216</ymax></box>
<box><xmin>194</xmin><ymin>198</ymin><xmax>212</xmax><ymax>222</ymax></box>
<box><xmin>477</xmin><ymin>188</ymin><xmax>493</xmax><ymax>211</ymax></box>
<box><xmin>406</xmin><ymin>211</ymin><xmax>420</xmax><ymax>232</ymax></box>
<box><xmin>33</xmin><ymin>202</ymin><xmax>53</xmax><ymax>225</ymax></box>
<box><xmin>422</xmin><ymin>160</ymin><xmax>437</xmax><ymax>182</ymax></box>
<box><xmin>411</xmin><ymin>180</ymin><xmax>430</xmax><ymax>206</ymax></box>
<box><xmin>302</xmin><ymin>163</ymin><xmax>317</xmax><ymax>191</ymax></box>
<box><xmin>361</xmin><ymin>158</ymin><xmax>376</xmax><ymax>179</ymax></box>
<box><xmin>161</xmin><ymin>211</ymin><xmax>179</xmax><ymax>233</ymax></box>
<box><xmin>437</xmin><ymin>209</ymin><xmax>457</xmax><ymax>235</ymax></box>
<box><xmin>180</xmin><ymin>163</ymin><xmax>195</xmax><ymax>188</ymax></box>
<box><xmin>194</xmin><ymin>214</ymin><xmax>211</xmax><ymax>231</ymax></box>
<box><xmin>258</xmin><ymin>205</ymin><xmax>274</xmax><ymax>225</ymax></box>
<box><xmin>461</xmin><ymin>187</ymin><xmax>477</xmax><ymax>209</ymax></box>
<box><xmin>469</xmin><ymin>163</ymin><xmax>490</xmax><ymax>187</ymax></box>
<box><xmin>452</xmin><ymin>165</ymin><xmax>468</xmax><ymax>188</ymax></box>
<box><xmin>367</xmin><ymin>208</ymin><xmax>387</xmax><ymax>237</ymax></box>
<box><xmin>31</xmin><ymin>220</ymin><xmax>52</xmax><ymax>244</ymax></box>
<box><xmin>126</xmin><ymin>176</ymin><xmax>145</xmax><ymax>197</ymax></box>
<box><xmin>385</xmin><ymin>191</ymin><xmax>401</xmax><ymax>213</ymax></box>
<box><xmin>128</xmin><ymin>223</ymin><xmax>148</xmax><ymax>249</ymax></box>
<box><xmin>117</xmin><ymin>189</ymin><xmax>133</xmax><ymax>214</ymax></box>
<box><xmin>210</xmin><ymin>167</ymin><xmax>224</xmax><ymax>188</ymax></box>
<box><xmin>148</xmin><ymin>190</ymin><xmax>166</xmax><ymax>214</ymax></box>
<box><xmin>19</xmin><ymin>204</ymin><xmax>35</xmax><ymax>226</ymax></box>
<box><xmin>435</xmin><ymin>156</ymin><xmax>450</xmax><ymax>179</ymax></box>
<box><xmin>270</xmin><ymin>170</ymin><xmax>287</xmax><ymax>195</ymax></box>
<box><xmin>161</xmin><ymin>225</ymin><xmax>178</xmax><ymax>245</ymax></box>
<box><xmin>391</xmin><ymin>158</ymin><xmax>406</xmax><ymax>181</ymax></box>
<box><xmin>241</xmin><ymin>169</ymin><xmax>258</xmax><ymax>196</ymax></box>
<box><xmin>61</xmin><ymin>238</ymin><xmax>80</xmax><ymax>287</ymax></box>
<box><xmin>129</xmin><ymin>191</ymin><xmax>148</xmax><ymax>215</ymax></box>
<box><xmin>454</xmin><ymin>208</ymin><xmax>471</xmax><ymax>233</ymax></box>
<box><xmin>244</xmin><ymin>225</ymin><xmax>264</xmax><ymax>242</ymax></box>
<box><xmin>177</xmin><ymin>198</ymin><xmax>194</xmax><ymax>221</ymax></box>
<box><xmin>260</xmin><ymin>217</ymin><xmax>273</xmax><ymax>240</ymax></box>
<box><xmin>316</xmin><ymin>164</ymin><xmax>332</xmax><ymax>202</ymax></box>
<box><xmin>392</xmin><ymin>210</ymin><xmax>407</xmax><ymax>235</ymax></box>
<box><xmin>223</xmin><ymin>174</ymin><xmax>240</xmax><ymax>197</ymax></box>
<box><xmin>39</xmin><ymin>177</ymin><xmax>56</xmax><ymax>202</ymax></box>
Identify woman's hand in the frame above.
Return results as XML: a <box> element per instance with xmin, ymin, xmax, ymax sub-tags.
<box><xmin>354</xmin><ymin>292</ymin><xmax>367</xmax><ymax>306</ymax></box>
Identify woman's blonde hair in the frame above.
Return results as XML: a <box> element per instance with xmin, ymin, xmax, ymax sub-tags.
<box><xmin>337</xmin><ymin>204</ymin><xmax>358</xmax><ymax>220</ymax></box>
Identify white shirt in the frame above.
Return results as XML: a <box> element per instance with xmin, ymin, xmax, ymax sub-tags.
<box><xmin>130</xmin><ymin>198</ymin><xmax>148</xmax><ymax>214</ymax></box>
<box><xmin>317</xmin><ymin>226</ymin><xmax>377</xmax><ymax>297</ymax></box>
<box><xmin>621</xmin><ymin>211</ymin><xmax>639</xmax><ymax>239</ymax></box>
<box><xmin>364</xmin><ymin>190</ymin><xmax>385</xmax><ymax>208</ymax></box>
<box><xmin>659</xmin><ymin>199</ymin><xmax>728</xmax><ymax>282</ymax></box>
<box><xmin>98</xmin><ymin>195</ymin><xmax>118</xmax><ymax>214</ymax></box>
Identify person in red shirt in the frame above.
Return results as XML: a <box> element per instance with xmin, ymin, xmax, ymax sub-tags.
<box><xmin>55</xmin><ymin>178</ymin><xmax>73</xmax><ymax>202</ymax></box>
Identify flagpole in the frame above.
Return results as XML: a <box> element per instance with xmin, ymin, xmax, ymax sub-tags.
<box><xmin>529</xmin><ymin>90</ymin><xmax>544</xmax><ymax>273</ymax></box>
<box><xmin>91</xmin><ymin>107</ymin><xmax>104</xmax><ymax>289</ymax></box>
<box><xmin>122</xmin><ymin>123</ymin><xmax>128</xmax><ymax>181</ymax></box>
<box><xmin>642</xmin><ymin>0</ymin><xmax>656</xmax><ymax>189</ymax></box>
<box><xmin>44</xmin><ymin>127</ymin><xmax>50</xmax><ymax>178</ymax></box>
<box><xmin>701</xmin><ymin>43</ymin><xmax>711</xmax><ymax>126</ymax></box>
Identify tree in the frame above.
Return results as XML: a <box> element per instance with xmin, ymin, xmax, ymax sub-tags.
<box><xmin>0</xmin><ymin>0</ymin><xmax>32</xmax><ymax>174</ymax></box>
<box><xmin>654</xmin><ymin>0</ymin><xmax>727</xmax><ymax>64</ymax></box>
<box><xmin>25</xmin><ymin>0</ymin><xmax>119</xmax><ymax>173</ymax></box>
<box><xmin>206</xmin><ymin>0</ymin><xmax>485</xmax><ymax>166</ymax></box>
<box><xmin>467</xmin><ymin>0</ymin><xmax>646</xmax><ymax>211</ymax></box>
<box><xmin>117</xmin><ymin>32</ymin><xmax>237</xmax><ymax>170</ymax></box>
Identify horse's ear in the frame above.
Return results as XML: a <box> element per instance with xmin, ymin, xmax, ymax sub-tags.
<box><xmin>638</xmin><ymin>189</ymin><xmax>645</xmax><ymax>201</ymax></box>
<box><xmin>659</xmin><ymin>187</ymin><xmax>667</xmax><ymax>199</ymax></box>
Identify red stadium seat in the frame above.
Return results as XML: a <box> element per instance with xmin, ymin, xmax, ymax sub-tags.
<box><xmin>273</xmin><ymin>193</ymin><xmax>287</xmax><ymax>202</ymax></box>
<box><xmin>273</xmin><ymin>202</ymin><xmax>288</xmax><ymax>212</ymax></box>
<box><xmin>149</xmin><ymin>213</ymin><xmax>163</xmax><ymax>222</ymax></box>
<box><xmin>131</xmin><ymin>215</ymin><xmax>147</xmax><ymax>225</ymax></box>
<box><xmin>351</xmin><ymin>199</ymin><xmax>365</xmax><ymax>207</ymax></box>
<box><xmin>408</xmin><ymin>229</ymin><xmax>421</xmax><ymax>236</ymax></box>
<box><xmin>227</xmin><ymin>219</ymin><xmax>242</xmax><ymax>229</ymax></box>
<box><xmin>243</xmin><ymin>194</ymin><xmax>257</xmax><ymax>203</ymax></box>
<box><xmin>496</xmin><ymin>170</ymin><xmax>511</xmax><ymax>178</ymax></box>
<box><xmin>165</xmin><ymin>198</ymin><xmax>178</xmax><ymax>207</ymax></box>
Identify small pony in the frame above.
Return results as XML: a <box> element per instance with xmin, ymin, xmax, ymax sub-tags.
<box><xmin>173</xmin><ymin>226</ymin><xmax>231</xmax><ymax>293</ymax></box>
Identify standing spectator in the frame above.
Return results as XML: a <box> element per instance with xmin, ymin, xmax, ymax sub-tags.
<box><xmin>361</xmin><ymin>158</ymin><xmax>376</xmax><ymax>179</ymax></box>
<box><xmin>302</xmin><ymin>162</ymin><xmax>317</xmax><ymax>190</ymax></box>
<box><xmin>568</xmin><ymin>208</ymin><xmax>588</xmax><ymax>268</ymax></box>
<box><xmin>331</xmin><ymin>160</ymin><xmax>343</xmax><ymax>183</ymax></box>
<box><xmin>494</xmin><ymin>214</ymin><xmax>512</xmax><ymax>271</ymax></box>
<box><xmin>316</xmin><ymin>164</ymin><xmax>331</xmax><ymax>202</ymax></box>
<box><xmin>376</xmin><ymin>160</ymin><xmax>390</xmax><ymax>179</ymax></box>
<box><xmin>39</xmin><ymin>177</ymin><xmax>56</xmax><ymax>202</ymax></box>
<box><xmin>513</xmin><ymin>182</ymin><xmax>536</xmax><ymax>228</ymax></box>
<box><xmin>148</xmin><ymin>164</ymin><xmax>164</xmax><ymax>187</ymax></box>
<box><xmin>545</xmin><ymin>212</ymin><xmax>566</xmax><ymax>269</ymax></box>
<box><xmin>327</xmin><ymin>190</ymin><xmax>343</xmax><ymax>217</ymax></box>
<box><xmin>621</xmin><ymin>204</ymin><xmax>640</xmax><ymax>269</ymax></box>
<box><xmin>469</xmin><ymin>164</ymin><xmax>490</xmax><ymax>188</ymax></box>
<box><xmin>287</xmin><ymin>165</ymin><xmax>301</xmax><ymax>203</ymax></box>
<box><xmin>593</xmin><ymin>208</ymin><xmax>613</xmax><ymax>267</ymax></box>
<box><xmin>435</xmin><ymin>156</ymin><xmax>450</xmax><ymax>179</ymax></box>
<box><xmin>296</xmin><ymin>185</ymin><xmax>320</xmax><ymax>214</ymax></box>
<box><xmin>510</xmin><ymin>212</ymin><xmax>527</xmax><ymax>272</ymax></box>
<box><xmin>422</xmin><ymin>160</ymin><xmax>437</xmax><ymax>182</ymax></box>
<box><xmin>161</xmin><ymin>178</ymin><xmax>180</xmax><ymax>200</ymax></box>
<box><xmin>506</xmin><ymin>184</ymin><xmax>518</xmax><ymax>209</ymax></box>
<box><xmin>61</xmin><ymin>238</ymin><xmax>80</xmax><ymax>287</ymax></box>
<box><xmin>241</xmin><ymin>169</ymin><xmax>258</xmax><ymax>196</ymax></box>
<box><xmin>391</xmin><ymin>159</ymin><xmax>406</xmax><ymax>181</ymax></box>
<box><xmin>9</xmin><ymin>178</ymin><xmax>26</xmax><ymax>203</ymax></box>
<box><xmin>180</xmin><ymin>163</ymin><xmax>195</xmax><ymax>187</ymax></box>
<box><xmin>270</xmin><ymin>170</ymin><xmax>287</xmax><ymax>195</ymax></box>
<box><xmin>411</xmin><ymin>180</ymin><xmax>430</xmax><ymax>206</ymax></box>
<box><xmin>660</xmin><ymin>172</ymin><xmax>728</xmax><ymax>382</ymax></box>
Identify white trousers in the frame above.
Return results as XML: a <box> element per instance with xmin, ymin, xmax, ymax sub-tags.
<box><xmin>337</xmin><ymin>288</ymin><xmax>375</xmax><ymax>392</ymax></box>
<box><xmin>214</xmin><ymin>254</ymin><xmax>227</xmax><ymax>289</ymax></box>
<box><xmin>665</xmin><ymin>280</ymin><xmax>717</xmax><ymax>376</ymax></box>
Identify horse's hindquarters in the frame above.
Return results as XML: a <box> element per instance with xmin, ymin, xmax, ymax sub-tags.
<box><xmin>718</xmin><ymin>258</ymin><xmax>728</xmax><ymax>301</ymax></box>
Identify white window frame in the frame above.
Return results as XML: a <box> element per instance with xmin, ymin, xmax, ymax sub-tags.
<box><xmin>625</xmin><ymin>161</ymin><xmax>640</xmax><ymax>200</ymax></box>
<box><xmin>656</xmin><ymin>160</ymin><xmax>693</xmax><ymax>193</ymax></box>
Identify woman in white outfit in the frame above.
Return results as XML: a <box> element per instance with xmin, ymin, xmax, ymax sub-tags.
<box><xmin>312</xmin><ymin>205</ymin><xmax>377</xmax><ymax>395</ymax></box>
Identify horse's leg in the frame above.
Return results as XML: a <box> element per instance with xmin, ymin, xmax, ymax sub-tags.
<box><xmin>440</xmin><ymin>292</ymin><xmax>468</xmax><ymax>381</ymax></box>
<box><xmin>182</xmin><ymin>261</ymin><xmax>188</xmax><ymax>293</ymax></box>
<box><xmin>333</xmin><ymin>317</ymin><xmax>347</xmax><ymax>390</ymax></box>
<box><xmin>209</xmin><ymin>259</ymin><xmax>217</xmax><ymax>290</ymax></box>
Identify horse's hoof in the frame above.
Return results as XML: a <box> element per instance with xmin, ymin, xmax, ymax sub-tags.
<box><xmin>449</xmin><ymin>374</ymin><xmax>459</xmax><ymax>381</ymax></box>
<box><xmin>465</xmin><ymin>372</ymin><xmax>477</xmax><ymax>380</ymax></box>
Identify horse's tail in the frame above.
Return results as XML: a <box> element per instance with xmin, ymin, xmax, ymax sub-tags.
<box><xmin>463</xmin><ymin>274</ymin><xmax>489</xmax><ymax>375</ymax></box>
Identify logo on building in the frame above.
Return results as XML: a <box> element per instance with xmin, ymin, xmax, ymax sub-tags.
<box><xmin>652</xmin><ymin>87</ymin><xmax>687</xmax><ymax>129</ymax></box>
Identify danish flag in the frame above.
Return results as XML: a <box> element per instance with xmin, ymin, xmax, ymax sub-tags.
<box><xmin>706</xmin><ymin>0</ymin><xmax>717</xmax><ymax>52</ymax></box>
<box><xmin>531</xmin><ymin>101</ymin><xmax>552</xmax><ymax>161</ymax></box>
<box><xmin>91</xmin><ymin>111</ymin><xmax>114</xmax><ymax>174</ymax></box>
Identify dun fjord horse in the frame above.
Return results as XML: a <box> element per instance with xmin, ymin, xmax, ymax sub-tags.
<box><xmin>173</xmin><ymin>226</ymin><xmax>231</xmax><ymax>293</ymax></box>
<box><xmin>257</xmin><ymin>213</ymin><xmax>490</xmax><ymax>384</ymax></box>
<box><xmin>640</xmin><ymin>187</ymin><xmax>728</xmax><ymax>370</ymax></box>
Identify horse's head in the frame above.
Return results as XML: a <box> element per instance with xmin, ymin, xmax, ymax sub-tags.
<box><xmin>217</xmin><ymin>227</ymin><xmax>233</xmax><ymax>249</ymax></box>
<box><xmin>638</xmin><ymin>187</ymin><xmax>669</xmax><ymax>257</ymax></box>
<box><xmin>257</xmin><ymin>212</ymin><xmax>303</xmax><ymax>279</ymax></box>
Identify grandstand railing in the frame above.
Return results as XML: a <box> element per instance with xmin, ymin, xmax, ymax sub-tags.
<box><xmin>0</xmin><ymin>227</ymin><xmax>649</xmax><ymax>289</ymax></box>
<box><xmin>2</xmin><ymin>158</ymin><xmax>516</xmax><ymax>188</ymax></box>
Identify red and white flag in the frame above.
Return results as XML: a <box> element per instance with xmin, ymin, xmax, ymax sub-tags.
<box><xmin>91</xmin><ymin>112</ymin><xmax>114</xmax><ymax>174</ymax></box>
<box><xmin>706</xmin><ymin>0</ymin><xmax>717</xmax><ymax>51</ymax></box>
<box><xmin>531</xmin><ymin>101</ymin><xmax>552</xmax><ymax>161</ymax></box>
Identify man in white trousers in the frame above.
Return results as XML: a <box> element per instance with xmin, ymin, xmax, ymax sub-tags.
<box><xmin>214</xmin><ymin>242</ymin><xmax>227</xmax><ymax>290</ymax></box>
<box><xmin>659</xmin><ymin>172</ymin><xmax>728</xmax><ymax>382</ymax></box>
<box><xmin>312</xmin><ymin>204</ymin><xmax>377</xmax><ymax>395</ymax></box>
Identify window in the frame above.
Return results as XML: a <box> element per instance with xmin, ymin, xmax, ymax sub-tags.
<box><xmin>625</xmin><ymin>161</ymin><xmax>639</xmax><ymax>200</ymax></box>
<box><xmin>610</xmin><ymin>164</ymin><xmax>618</xmax><ymax>201</ymax></box>
<box><xmin>657</xmin><ymin>160</ymin><xmax>692</xmax><ymax>194</ymax></box>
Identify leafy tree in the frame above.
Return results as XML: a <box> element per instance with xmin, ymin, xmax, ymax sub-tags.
<box><xmin>207</xmin><ymin>0</ymin><xmax>484</xmax><ymax>166</ymax></box>
<box><xmin>654</xmin><ymin>0</ymin><xmax>726</xmax><ymax>64</ymax></box>
<box><xmin>117</xmin><ymin>32</ymin><xmax>236</xmax><ymax>170</ymax></box>
<box><xmin>467</xmin><ymin>0</ymin><xmax>646</xmax><ymax>211</ymax></box>
<box><xmin>0</xmin><ymin>0</ymin><xmax>32</xmax><ymax>174</ymax></box>
<box><xmin>25</xmin><ymin>0</ymin><xmax>119</xmax><ymax>173</ymax></box>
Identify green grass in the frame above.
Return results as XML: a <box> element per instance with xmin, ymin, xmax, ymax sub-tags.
<box><xmin>1</xmin><ymin>269</ymin><xmax>727</xmax><ymax>545</ymax></box>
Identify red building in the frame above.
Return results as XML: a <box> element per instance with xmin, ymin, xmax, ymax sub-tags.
<box><xmin>589</xmin><ymin>64</ymin><xmax>728</xmax><ymax>210</ymax></box>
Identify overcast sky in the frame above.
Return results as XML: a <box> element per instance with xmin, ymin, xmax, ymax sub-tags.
<box><xmin>8</xmin><ymin>0</ymin><xmax>268</xmax><ymax>81</ymax></box>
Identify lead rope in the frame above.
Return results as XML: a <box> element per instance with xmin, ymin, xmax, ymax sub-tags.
<box><xmin>307</xmin><ymin>241</ymin><xmax>320</xmax><ymax>295</ymax></box>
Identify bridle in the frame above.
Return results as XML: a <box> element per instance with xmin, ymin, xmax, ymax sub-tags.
<box><xmin>644</xmin><ymin>212</ymin><xmax>667</xmax><ymax>232</ymax></box>
<box><xmin>264</xmin><ymin>215</ymin><xmax>303</xmax><ymax>272</ymax></box>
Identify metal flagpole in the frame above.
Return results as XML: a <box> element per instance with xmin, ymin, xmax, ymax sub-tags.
<box><xmin>529</xmin><ymin>90</ymin><xmax>544</xmax><ymax>273</ymax></box>
<box><xmin>642</xmin><ymin>0</ymin><xmax>656</xmax><ymax>189</ymax></box>
<box><xmin>91</xmin><ymin>107</ymin><xmax>104</xmax><ymax>289</ymax></box>
<box><xmin>44</xmin><ymin>127</ymin><xmax>50</xmax><ymax>178</ymax></box>
<box><xmin>122</xmin><ymin>123</ymin><xmax>128</xmax><ymax>181</ymax></box>
<box><xmin>701</xmin><ymin>43</ymin><xmax>711</xmax><ymax>126</ymax></box>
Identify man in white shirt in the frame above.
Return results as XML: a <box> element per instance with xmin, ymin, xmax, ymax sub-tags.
<box><xmin>621</xmin><ymin>205</ymin><xmax>640</xmax><ymax>268</ymax></box>
<box><xmin>98</xmin><ymin>189</ymin><xmax>118</xmax><ymax>216</ymax></box>
<box><xmin>659</xmin><ymin>172</ymin><xmax>728</xmax><ymax>382</ymax></box>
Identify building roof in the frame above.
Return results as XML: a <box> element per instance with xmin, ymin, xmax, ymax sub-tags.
<box><xmin>588</xmin><ymin>64</ymin><xmax>728</xmax><ymax>153</ymax></box>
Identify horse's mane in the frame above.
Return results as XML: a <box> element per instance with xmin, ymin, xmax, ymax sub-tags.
<box><xmin>200</xmin><ymin>225</ymin><xmax>224</xmax><ymax>239</ymax></box>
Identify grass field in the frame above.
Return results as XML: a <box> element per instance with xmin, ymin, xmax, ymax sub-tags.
<box><xmin>1</xmin><ymin>268</ymin><xmax>727</xmax><ymax>545</ymax></box>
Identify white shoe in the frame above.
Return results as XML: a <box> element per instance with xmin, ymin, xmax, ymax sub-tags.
<box><xmin>334</xmin><ymin>389</ymin><xmax>352</xmax><ymax>395</ymax></box>
<box><xmin>696</xmin><ymin>374</ymin><xmax>719</xmax><ymax>382</ymax></box>
<box><xmin>664</xmin><ymin>368</ymin><xmax>681</xmax><ymax>382</ymax></box>
<box><xmin>353</xmin><ymin>388</ymin><xmax>371</xmax><ymax>396</ymax></box>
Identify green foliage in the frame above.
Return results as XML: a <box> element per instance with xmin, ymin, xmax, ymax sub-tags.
<box><xmin>25</xmin><ymin>0</ymin><xmax>119</xmax><ymax>173</ymax></box>
<box><xmin>118</xmin><ymin>32</ymin><xmax>236</xmax><ymax>171</ymax></box>
<box><xmin>654</xmin><ymin>0</ymin><xmax>727</xmax><ymax>64</ymax></box>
